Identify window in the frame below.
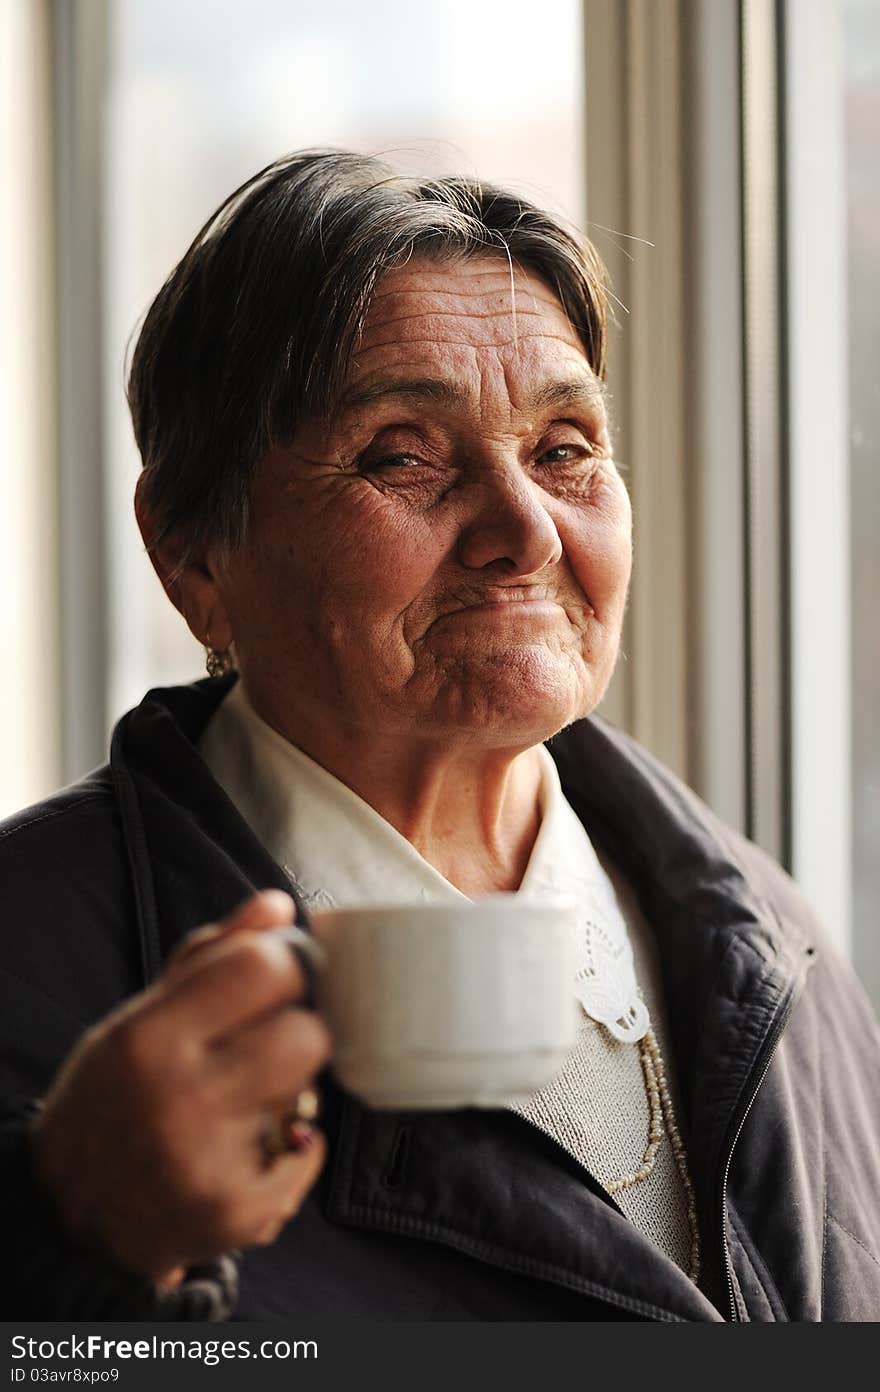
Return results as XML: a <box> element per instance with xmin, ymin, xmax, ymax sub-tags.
<box><xmin>102</xmin><ymin>0</ymin><xmax>586</xmax><ymax>724</ymax></box>
<box><xmin>844</xmin><ymin>0</ymin><xmax>880</xmax><ymax>1004</ymax></box>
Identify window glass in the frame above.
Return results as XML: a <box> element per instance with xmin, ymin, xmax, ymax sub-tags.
<box><xmin>844</xmin><ymin>0</ymin><xmax>880</xmax><ymax>1004</ymax></box>
<box><xmin>103</xmin><ymin>0</ymin><xmax>585</xmax><ymax>726</ymax></box>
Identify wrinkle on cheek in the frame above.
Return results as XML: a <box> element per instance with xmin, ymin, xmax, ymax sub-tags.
<box><xmin>560</xmin><ymin>510</ymin><xmax>631</xmax><ymax>622</ymax></box>
<box><xmin>371</xmin><ymin>472</ymin><xmax>458</xmax><ymax>513</ymax></box>
<box><xmin>306</xmin><ymin>494</ymin><xmax>435</xmax><ymax>611</ymax></box>
<box><xmin>582</xmin><ymin>469</ymin><xmax>633</xmax><ymax>535</ymax></box>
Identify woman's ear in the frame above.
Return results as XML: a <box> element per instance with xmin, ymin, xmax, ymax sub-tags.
<box><xmin>134</xmin><ymin>474</ymin><xmax>233</xmax><ymax>652</ymax></box>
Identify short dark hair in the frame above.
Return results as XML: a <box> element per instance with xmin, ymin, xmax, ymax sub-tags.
<box><xmin>128</xmin><ymin>149</ymin><xmax>609</xmax><ymax>567</ymax></box>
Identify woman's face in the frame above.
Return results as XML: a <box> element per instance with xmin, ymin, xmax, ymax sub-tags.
<box><xmin>218</xmin><ymin>255</ymin><xmax>632</xmax><ymax>750</ymax></box>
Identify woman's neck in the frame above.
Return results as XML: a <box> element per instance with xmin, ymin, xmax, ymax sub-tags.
<box><xmin>397</xmin><ymin>748</ymin><xmax>544</xmax><ymax>896</ymax></box>
<box><xmin>242</xmin><ymin>684</ymin><xmax>545</xmax><ymax>896</ymax></box>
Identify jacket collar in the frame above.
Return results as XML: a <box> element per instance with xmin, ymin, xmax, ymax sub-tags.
<box><xmin>111</xmin><ymin>676</ymin><xmax>814</xmax><ymax>1320</ymax></box>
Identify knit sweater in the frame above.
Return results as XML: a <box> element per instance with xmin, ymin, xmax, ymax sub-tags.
<box><xmin>198</xmin><ymin>681</ymin><xmax>694</xmax><ymax>1278</ymax></box>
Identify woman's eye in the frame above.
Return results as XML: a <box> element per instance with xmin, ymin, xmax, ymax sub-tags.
<box><xmin>360</xmin><ymin>452</ymin><xmax>422</xmax><ymax>471</ymax></box>
<box><xmin>378</xmin><ymin>453</ymin><xmax>420</xmax><ymax>468</ymax></box>
<box><xmin>537</xmin><ymin>441</ymin><xmax>597</xmax><ymax>467</ymax></box>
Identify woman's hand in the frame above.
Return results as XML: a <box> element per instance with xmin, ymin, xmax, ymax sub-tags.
<box><xmin>29</xmin><ymin>890</ymin><xmax>332</xmax><ymax>1288</ymax></box>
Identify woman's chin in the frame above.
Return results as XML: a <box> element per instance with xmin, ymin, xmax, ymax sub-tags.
<box><xmin>421</xmin><ymin>651</ymin><xmax>597</xmax><ymax>744</ymax></box>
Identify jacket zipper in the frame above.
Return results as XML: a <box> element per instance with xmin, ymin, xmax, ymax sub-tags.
<box><xmin>507</xmin><ymin>1105</ymin><xmax>731</xmax><ymax>1321</ymax></box>
<box><xmin>719</xmin><ymin>947</ymin><xmax>817</xmax><ymax>1321</ymax></box>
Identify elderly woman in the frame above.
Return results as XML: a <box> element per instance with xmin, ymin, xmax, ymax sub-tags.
<box><xmin>2</xmin><ymin>150</ymin><xmax>879</xmax><ymax>1323</ymax></box>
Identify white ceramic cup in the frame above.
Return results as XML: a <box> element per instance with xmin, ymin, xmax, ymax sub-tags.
<box><xmin>283</xmin><ymin>896</ymin><xmax>578</xmax><ymax>1109</ymax></box>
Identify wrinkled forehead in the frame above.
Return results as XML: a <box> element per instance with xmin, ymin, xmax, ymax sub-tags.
<box><xmin>338</xmin><ymin>254</ymin><xmax>595</xmax><ymax>413</ymax></box>
<box><xmin>358</xmin><ymin>254</ymin><xmax>583</xmax><ymax>352</ymax></box>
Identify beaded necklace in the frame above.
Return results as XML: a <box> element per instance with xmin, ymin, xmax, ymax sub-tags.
<box><xmin>604</xmin><ymin>1026</ymin><xmax>701</xmax><ymax>1286</ymax></box>
<box><xmin>536</xmin><ymin>781</ymin><xmax>702</xmax><ymax>1287</ymax></box>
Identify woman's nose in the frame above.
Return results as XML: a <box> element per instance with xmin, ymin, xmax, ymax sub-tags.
<box><xmin>455</xmin><ymin>463</ymin><xmax>563</xmax><ymax>575</ymax></box>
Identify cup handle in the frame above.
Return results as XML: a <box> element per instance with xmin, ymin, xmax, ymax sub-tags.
<box><xmin>275</xmin><ymin>925</ymin><xmax>328</xmax><ymax>1010</ymax></box>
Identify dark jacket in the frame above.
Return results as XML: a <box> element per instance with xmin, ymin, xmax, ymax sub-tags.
<box><xmin>2</xmin><ymin>676</ymin><xmax>879</xmax><ymax>1321</ymax></box>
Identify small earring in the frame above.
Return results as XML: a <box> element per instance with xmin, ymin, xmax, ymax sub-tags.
<box><xmin>205</xmin><ymin>640</ymin><xmax>234</xmax><ymax>677</ymax></box>
<box><xmin>206</xmin><ymin>648</ymin><xmax>232</xmax><ymax>676</ymax></box>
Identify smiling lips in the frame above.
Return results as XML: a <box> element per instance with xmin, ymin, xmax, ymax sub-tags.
<box><xmin>444</xmin><ymin>586</ymin><xmax>560</xmax><ymax>612</ymax></box>
<box><xmin>430</xmin><ymin>595</ymin><xmax>571</xmax><ymax>634</ymax></box>
<box><xmin>453</xmin><ymin>598</ymin><xmax>564</xmax><ymax>618</ymax></box>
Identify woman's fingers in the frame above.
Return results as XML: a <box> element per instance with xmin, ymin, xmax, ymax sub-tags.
<box><xmin>212</xmin><ymin>1004</ymin><xmax>333</xmax><ymax>1109</ymax></box>
<box><xmin>221</xmin><ymin>889</ymin><xmax>296</xmax><ymax>934</ymax></box>
<box><xmin>157</xmin><ymin>928</ymin><xmax>313</xmax><ymax>1042</ymax></box>
<box><xmin>31</xmin><ymin>885</ymin><xmax>331</xmax><ymax>1283</ymax></box>
<box><xmin>165</xmin><ymin>890</ymin><xmax>296</xmax><ymax>982</ymax></box>
<box><xmin>247</xmin><ymin>1129</ymin><xmax>329</xmax><ymax>1246</ymax></box>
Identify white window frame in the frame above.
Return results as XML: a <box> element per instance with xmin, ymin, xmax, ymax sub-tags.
<box><xmin>52</xmin><ymin>0</ymin><xmax>110</xmax><ymax>784</ymax></box>
<box><xmin>584</xmin><ymin>0</ymin><xmax>749</xmax><ymax>829</ymax></box>
<box><xmin>0</xmin><ymin>0</ymin><xmax>61</xmax><ymax>817</ymax></box>
<box><xmin>584</xmin><ymin>0</ymin><xmax>852</xmax><ymax>955</ymax></box>
<box><xmin>781</xmin><ymin>0</ymin><xmax>851</xmax><ymax>954</ymax></box>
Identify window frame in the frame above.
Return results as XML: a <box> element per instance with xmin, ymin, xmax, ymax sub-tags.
<box><xmin>584</xmin><ymin>0</ymin><xmax>853</xmax><ymax>955</ymax></box>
